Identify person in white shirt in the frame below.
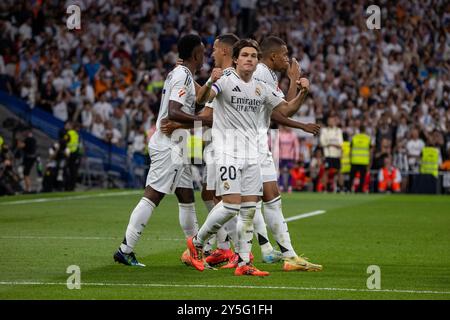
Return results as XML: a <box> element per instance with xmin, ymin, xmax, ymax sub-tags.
<box><xmin>90</xmin><ymin>113</ymin><xmax>105</xmax><ymax>139</ymax></box>
<box><xmin>406</xmin><ymin>128</ymin><xmax>425</xmax><ymax>172</ymax></box>
<box><xmin>93</xmin><ymin>93</ymin><xmax>113</xmax><ymax>122</ymax></box>
<box><xmin>320</xmin><ymin>114</ymin><xmax>344</xmax><ymax>192</ymax></box>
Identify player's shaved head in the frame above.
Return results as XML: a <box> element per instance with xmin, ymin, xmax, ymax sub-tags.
<box><xmin>260</xmin><ymin>36</ymin><xmax>287</xmax><ymax>58</ymax></box>
<box><xmin>260</xmin><ymin>36</ymin><xmax>290</xmax><ymax>72</ymax></box>
<box><xmin>217</xmin><ymin>33</ymin><xmax>240</xmax><ymax>47</ymax></box>
<box><xmin>178</xmin><ymin>34</ymin><xmax>203</xmax><ymax>60</ymax></box>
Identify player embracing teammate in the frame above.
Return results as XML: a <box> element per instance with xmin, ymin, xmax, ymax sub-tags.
<box><xmin>114</xmin><ymin>34</ymin><xmax>322</xmax><ymax>276</ymax></box>
<box><xmin>186</xmin><ymin>38</ymin><xmax>322</xmax><ymax>276</ymax></box>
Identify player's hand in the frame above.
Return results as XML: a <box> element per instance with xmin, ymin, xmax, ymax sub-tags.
<box><xmin>210</xmin><ymin>68</ymin><xmax>223</xmax><ymax>83</ymax></box>
<box><xmin>296</xmin><ymin>77</ymin><xmax>310</xmax><ymax>92</ymax></box>
<box><xmin>287</xmin><ymin>57</ymin><xmax>301</xmax><ymax>80</ymax></box>
<box><xmin>303</xmin><ymin>123</ymin><xmax>321</xmax><ymax>136</ymax></box>
<box><xmin>176</xmin><ymin>58</ymin><xmax>183</xmax><ymax>67</ymax></box>
<box><xmin>160</xmin><ymin>118</ymin><xmax>179</xmax><ymax>135</ymax></box>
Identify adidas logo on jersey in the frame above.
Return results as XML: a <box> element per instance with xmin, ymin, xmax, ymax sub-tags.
<box><xmin>232</xmin><ymin>86</ymin><xmax>241</xmax><ymax>92</ymax></box>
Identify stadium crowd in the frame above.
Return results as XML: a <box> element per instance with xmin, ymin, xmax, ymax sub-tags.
<box><xmin>0</xmin><ymin>0</ymin><xmax>449</xmax><ymax>194</ymax></box>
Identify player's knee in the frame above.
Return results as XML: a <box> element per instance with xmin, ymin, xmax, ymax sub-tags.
<box><xmin>144</xmin><ymin>186</ymin><xmax>164</xmax><ymax>206</ymax></box>
<box><xmin>240</xmin><ymin>202</ymin><xmax>257</xmax><ymax>221</ymax></box>
<box><xmin>176</xmin><ymin>188</ymin><xmax>195</xmax><ymax>203</ymax></box>
<box><xmin>262</xmin><ymin>182</ymin><xmax>280</xmax><ymax>202</ymax></box>
<box><xmin>222</xmin><ymin>202</ymin><xmax>241</xmax><ymax>218</ymax></box>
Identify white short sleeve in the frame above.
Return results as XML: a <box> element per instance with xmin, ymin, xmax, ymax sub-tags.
<box><xmin>168</xmin><ymin>71</ymin><xmax>191</xmax><ymax>105</ymax></box>
<box><xmin>262</xmin><ymin>83</ymin><xmax>284</xmax><ymax>111</ymax></box>
<box><xmin>211</xmin><ymin>76</ymin><xmax>226</xmax><ymax>95</ymax></box>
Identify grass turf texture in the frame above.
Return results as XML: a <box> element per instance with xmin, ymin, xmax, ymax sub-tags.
<box><xmin>0</xmin><ymin>190</ymin><xmax>449</xmax><ymax>300</ymax></box>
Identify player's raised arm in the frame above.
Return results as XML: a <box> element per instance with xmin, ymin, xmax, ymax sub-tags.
<box><xmin>196</xmin><ymin>68</ymin><xmax>222</xmax><ymax>105</ymax></box>
<box><xmin>271</xmin><ymin>109</ymin><xmax>320</xmax><ymax>136</ymax></box>
<box><xmin>273</xmin><ymin>77</ymin><xmax>310</xmax><ymax>117</ymax></box>
<box><xmin>286</xmin><ymin>57</ymin><xmax>301</xmax><ymax>102</ymax></box>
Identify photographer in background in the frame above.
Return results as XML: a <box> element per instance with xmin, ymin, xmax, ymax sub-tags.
<box><xmin>17</xmin><ymin>128</ymin><xmax>37</xmax><ymax>193</ymax></box>
<box><xmin>0</xmin><ymin>143</ymin><xmax>22</xmax><ymax>195</ymax></box>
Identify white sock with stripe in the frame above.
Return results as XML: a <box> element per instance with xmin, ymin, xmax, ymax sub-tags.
<box><xmin>120</xmin><ymin>197</ymin><xmax>156</xmax><ymax>254</ymax></box>
<box><xmin>179</xmin><ymin>202</ymin><xmax>198</xmax><ymax>238</ymax></box>
<box><xmin>263</xmin><ymin>196</ymin><xmax>297</xmax><ymax>257</ymax></box>
<box><xmin>253</xmin><ymin>200</ymin><xmax>273</xmax><ymax>256</ymax></box>
<box><xmin>194</xmin><ymin>202</ymin><xmax>240</xmax><ymax>247</ymax></box>
<box><xmin>202</xmin><ymin>200</ymin><xmax>217</xmax><ymax>252</ymax></box>
<box><xmin>237</xmin><ymin>202</ymin><xmax>257</xmax><ymax>266</ymax></box>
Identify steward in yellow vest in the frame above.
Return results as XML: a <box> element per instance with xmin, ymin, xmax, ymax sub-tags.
<box><xmin>350</xmin><ymin>126</ymin><xmax>371</xmax><ymax>193</ymax></box>
<box><xmin>341</xmin><ymin>141</ymin><xmax>351</xmax><ymax>174</ymax></box>
<box><xmin>420</xmin><ymin>146</ymin><xmax>439</xmax><ymax>178</ymax></box>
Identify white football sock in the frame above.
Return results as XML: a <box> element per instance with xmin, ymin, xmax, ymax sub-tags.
<box><xmin>263</xmin><ymin>196</ymin><xmax>297</xmax><ymax>257</ymax></box>
<box><xmin>203</xmin><ymin>199</ymin><xmax>217</xmax><ymax>252</ymax></box>
<box><xmin>237</xmin><ymin>202</ymin><xmax>257</xmax><ymax>266</ymax></box>
<box><xmin>120</xmin><ymin>197</ymin><xmax>156</xmax><ymax>254</ymax></box>
<box><xmin>216</xmin><ymin>226</ymin><xmax>231</xmax><ymax>250</ymax></box>
<box><xmin>178</xmin><ymin>202</ymin><xmax>198</xmax><ymax>238</ymax></box>
<box><xmin>194</xmin><ymin>202</ymin><xmax>240</xmax><ymax>247</ymax></box>
<box><xmin>203</xmin><ymin>200</ymin><xmax>215</xmax><ymax>213</ymax></box>
<box><xmin>253</xmin><ymin>200</ymin><xmax>273</xmax><ymax>255</ymax></box>
<box><xmin>223</xmin><ymin>215</ymin><xmax>238</xmax><ymax>252</ymax></box>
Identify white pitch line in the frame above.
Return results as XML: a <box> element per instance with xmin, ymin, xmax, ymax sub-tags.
<box><xmin>0</xmin><ymin>281</ymin><xmax>449</xmax><ymax>295</ymax></box>
<box><xmin>0</xmin><ymin>191</ymin><xmax>141</xmax><ymax>205</ymax></box>
<box><xmin>0</xmin><ymin>236</ymin><xmax>184</xmax><ymax>241</ymax></box>
<box><xmin>285</xmin><ymin>210</ymin><xmax>326</xmax><ymax>222</ymax></box>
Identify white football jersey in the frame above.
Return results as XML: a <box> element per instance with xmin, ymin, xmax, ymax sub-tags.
<box><xmin>211</xmin><ymin>68</ymin><xmax>283</xmax><ymax>159</ymax></box>
<box><xmin>149</xmin><ymin>65</ymin><xmax>196</xmax><ymax>150</ymax></box>
<box><xmin>253</xmin><ymin>63</ymin><xmax>285</xmax><ymax>155</ymax></box>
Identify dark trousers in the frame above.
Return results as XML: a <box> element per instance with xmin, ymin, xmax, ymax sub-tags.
<box><xmin>67</xmin><ymin>153</ymin><xmax>81</xmax><ymax>191</ymax></box>
<box><xmin>350</xmin><ymin>164</ymin><xmax>368</xmax><ymax>193</ymax></box>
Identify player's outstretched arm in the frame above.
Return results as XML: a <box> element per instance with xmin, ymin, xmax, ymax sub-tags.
<box><xmin>196</xmin><ymin>68</ymin><xmax>222</xmax><ymax>105</ymax></box>
<box><xmin>271</xmin><ymin>109</ymin><xmax>320</xmax><ymax>136</ymax></box>
<box><xmin>275</xmin><ymin>78</ymin><xmax>310</xmax><ymax>117</ymax></box>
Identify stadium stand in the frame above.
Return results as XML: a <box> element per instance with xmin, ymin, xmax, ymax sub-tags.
<box><xmin>0</xmin><ymin>0</ymin><xmax>449</xmax><ymax>194</ymax></box>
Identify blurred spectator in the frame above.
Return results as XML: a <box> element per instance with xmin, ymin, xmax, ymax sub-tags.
<box><xmin>278</xmin><ymin>126</ymin><xmax>299</xmax><ymax>192</ymax></box>
<box><xmin>104</xmin><ymin>121</ymin><xmax>123</xmax><ymax>147</ymax></box>
<box><xmin>320</xmin><ymin>114</ymin><xmax>343</xmax><ymax>192</ymax></box>
<box><xmin>53</xmin><ymin>91</ymin><xmax>70</xmax><ymax>122</ymax></box>
<box><xmin>310</xmin><ymin>148</ymin><xmax>325</xmax><ymax>192</ymax></box>
<box><xmin>378</xmin><ymin>156</ymin><xmax>402</xmax><ymax>193</ymax></box>
<box><xmin>0</xmin><ymin>143</ymin><xmax>22</xmax><ymax>195</ymax></box>
<box><xmin>128</xmin><ymin>124</ymin><xmax>147</xmax><ymax>156</ymax></box>
<box><xmin>91</xmin><ymin>113</ymin><xmax>105</xmax><ymax>139</ymax></box>
<box><xmin>93</xmin><ymin>93</ymin><xmax>113</xmax><ymax>122</ymax></box>
<box><xmin>406</xmin><ymin>128</ymin><xmax>425</xmax><ymax>173</ymax></box>
<box><xmin>290</xmin><ymin>160</ymin><xmax>308</xmax><ymax>191</ymax></box>
<box><xmin>373</xmin><ymin>138</ymin><xmax>392</xmax><ymax>171</ymax></box>
<box><xmin>17</xmin><ymin>128</ymin><xmax>37</xmax><ymax>193</ymax></box>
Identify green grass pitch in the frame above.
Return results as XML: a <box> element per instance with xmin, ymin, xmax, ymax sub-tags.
<box><xmin>0</xmin><ymin>190</ymin><xmax>449</xmax><ymax>300</ymax></box>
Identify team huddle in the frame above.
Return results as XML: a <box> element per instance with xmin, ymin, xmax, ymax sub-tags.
<box><xmin>114</xmin><ymin>33</ymin><xmax>322</xmax><ymax>276</ymax></box>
